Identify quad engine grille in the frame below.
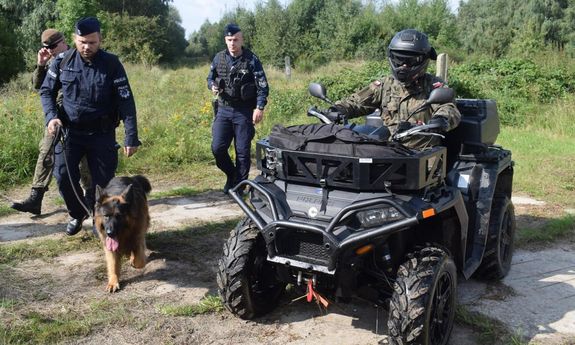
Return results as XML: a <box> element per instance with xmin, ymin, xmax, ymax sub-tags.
<box><xmin>276</xmin><ymin>230</ymin><xmax>330</xmax><ymax>265</ymax></box>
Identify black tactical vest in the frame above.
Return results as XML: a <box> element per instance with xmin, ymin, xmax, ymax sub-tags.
<box><xmin>215</xmin><ymin>49</ymin><xmax>257</xmax><ymax>107</ymax></box>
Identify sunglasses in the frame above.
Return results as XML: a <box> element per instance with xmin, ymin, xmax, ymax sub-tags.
<box><xmin>44</xmin><ymin>39</ymin><xmax>63</xmax><ymax>50</ymax></box>
<box><xmin>389</xmin><ymin>53</ymin><xmax>425</xmax><ymax>67</ymax></box>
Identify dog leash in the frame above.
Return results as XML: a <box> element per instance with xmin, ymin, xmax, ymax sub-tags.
<box><xmin>53</xmin><ymin>125</ymin><xmax>93</xmax><ymax>219</ymax></box>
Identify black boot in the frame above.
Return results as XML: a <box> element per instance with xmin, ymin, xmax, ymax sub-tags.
<box><xmin>11</xmin><ymin>187</ymin><xmax>46</xmax><ymax>215</ymax></box>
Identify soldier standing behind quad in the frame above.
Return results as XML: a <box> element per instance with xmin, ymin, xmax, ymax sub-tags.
<box><xmin>40</xmin><ymin>17</ymin><xmax>141</xmax><ymax>236</ymax></box>
<box><xmin>207</xmin><ymin>23</ymin><xmax>269</xmax><ymax>194</ymax></box>
<box><xmin>334</xmin><ymin>29</ymin><xmax>461</xmax><ymax>149</ymax></box>
<box><xmin>11</xmin><ymin>29</ymin><xmax>91</xmax><ymax>215</ymax></box>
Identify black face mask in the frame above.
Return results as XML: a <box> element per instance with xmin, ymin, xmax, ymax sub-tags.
<box><xmin>389</xmin><ymin>58</ymin><xmax>429</xmax><ymax>86</ymax></box>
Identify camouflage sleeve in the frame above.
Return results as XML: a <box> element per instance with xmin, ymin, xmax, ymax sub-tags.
<box><xmin>334</xmin><ymin>80</ymin><xmax>383</xmax><ymax>118</ymax></box>
<box><xmin>428</xmin><ymin>76</ymin><xmax>461</xmax><ymax>131</ymax></box>
<box><xmin>32</xmin><ymin>64</ymin><xmax>48</xmax><ymax>91</ymax></box>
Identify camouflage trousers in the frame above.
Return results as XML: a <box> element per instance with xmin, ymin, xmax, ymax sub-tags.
<box><xmin>32</xmin><ymin>127</ymin><xmax>91</xmax><ymax>191</ymax></box>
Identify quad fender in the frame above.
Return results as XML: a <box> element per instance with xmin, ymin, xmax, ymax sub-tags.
<box><xmin>447</xmin><ymin>148</ymin><xmax>513</xmax><ymax>279</ymax></box>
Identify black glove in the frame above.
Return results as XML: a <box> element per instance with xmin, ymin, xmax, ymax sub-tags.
<box><xmin>428</xmin><ymin>116</ymin><xmax>449</xmax><ymax>133</ymax></box>
<box><xmin>326</xmin><ymin>105</ymin><xmax>347</xmax><ymax>124</ymax></box>
<box><xmin>396</xmin><ymin>121</ymin><xmax>413</xmax><ymax>133</ymax></box>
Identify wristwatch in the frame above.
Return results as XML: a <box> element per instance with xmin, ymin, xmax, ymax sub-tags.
<box><xmin>257</xmin><ymin>105</ymin><xmax>265</xmax><ymax>110</ymax></box>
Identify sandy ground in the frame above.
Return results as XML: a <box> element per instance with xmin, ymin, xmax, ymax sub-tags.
<box><xmin>1</xmin><ymin>186</ymin><xmax>574</xmax><ymax>345</ymax></box>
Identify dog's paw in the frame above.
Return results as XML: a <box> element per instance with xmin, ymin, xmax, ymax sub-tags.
<box><xmin>130</xmin><ymin>254</ymin><xmax>146</xmax><ymax>269</ymax></box>
<box><xmin>106</xmin><ymin>280</ymin><xmax>121</xmax><ymax>293</ymax></box>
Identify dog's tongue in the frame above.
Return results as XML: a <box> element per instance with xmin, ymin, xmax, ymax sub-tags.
<box><xmin>105</xmin><ymin>236</ymin><xmax>119</xmax><ymax>252</ymax></box>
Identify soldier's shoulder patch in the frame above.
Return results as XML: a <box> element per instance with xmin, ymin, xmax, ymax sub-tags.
<box><xmin>433</xmin><ymin>81</ymin><xmax>444</xmax><ymax>89</ymax></box>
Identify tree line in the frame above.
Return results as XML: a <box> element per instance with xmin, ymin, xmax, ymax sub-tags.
<box><xmin>0</xmin><ymin>0</ymin><xmax>187</xmax><ymax>84</ymax></box>
<box><xmin>1</xmin><ymin>0</ymin><xmax>574</xmax><ymax>85</ymax></box>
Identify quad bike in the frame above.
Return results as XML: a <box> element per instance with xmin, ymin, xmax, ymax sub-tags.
<box><xmin>217</xmin><ymin>82</ymin><xmax>515</xmax><ymax>345</ymax></box>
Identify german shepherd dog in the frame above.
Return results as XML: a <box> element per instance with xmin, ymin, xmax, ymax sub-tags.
<box><xmin>94</xmin><ymin>175</ymin><xmax>151</xmax><ymax>292</ymax></box>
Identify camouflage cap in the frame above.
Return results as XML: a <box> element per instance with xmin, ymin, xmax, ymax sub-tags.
<box><xmin>41</xmin><ymin>29</ymin><xmax>64</xmax><ymax>47</ymax></box>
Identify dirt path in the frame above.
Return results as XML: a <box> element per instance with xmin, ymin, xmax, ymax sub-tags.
<box><xmin>1</xmin><ymin>186</ymin><xmax>574</xmax><ymax>345</ymax></box>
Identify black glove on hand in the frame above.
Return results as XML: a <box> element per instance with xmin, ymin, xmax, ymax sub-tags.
<box><xmin>326</xmin><ymin>105</ymin><xmax>347</xmax><ymax>124</ymax></box>
<box><xmin>396</xmin><ymin>121</ymin><xmax>413</xmax><ymax>133</ymax></box>
<box><xmin>428</xmin><ymin>116</ymin><xmax>449</xmax><ymax>133</ymax></box>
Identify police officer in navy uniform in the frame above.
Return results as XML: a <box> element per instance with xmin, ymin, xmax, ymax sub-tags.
<box><xmin>207</xmin><ymin>23</ymin><xmax>269</xmax><ymax>194</ymax></box>
<box><xmin>40</xmin><ymin>17</ymin><xmax>141</xmax><ymax>235</ymax></box>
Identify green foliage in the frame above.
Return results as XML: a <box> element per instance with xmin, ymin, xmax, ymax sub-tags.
<box><xmin>449</xmin><ymin>57</ymin><xmax>575</xmax><ymax>125</ymax></box>
<box><xmin>54</xmin><ymin>0</ymin><xmax>100</xmax><ymax>40</ymax></box>
<box><xmin>99</xmin><ymin>12</ymin><xmax>164</xmax><ymax>65</ymax></box>
<box><xmin>2</xmin><ymin>57</ymin><xmax>575</xmax><ymax>211</ymax></box>
<box><xmin>316</xmin><ymin>60</ymin><xmax>388</xmax><ymax>100</ymax></box>
<box><xmin>0</xmin><ymin>17</ymin><xmax>24</xmax><ymax>83</ymax></box>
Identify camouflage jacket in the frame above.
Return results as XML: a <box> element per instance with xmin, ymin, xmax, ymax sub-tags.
<box><xmin>32</xmin><ymin>63</ymin><xmax>50</xmax><ymax>90</ymax></box>
<box><xmin>335</xmin><ymin>74</ymin><xmax>461</xmax><ymax>149</ymax></box>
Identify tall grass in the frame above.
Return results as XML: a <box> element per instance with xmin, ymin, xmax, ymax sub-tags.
<box><xmin>1</xmin><ymin>56</ymin><xmax>574</xmax><ymax>208</ymax></box>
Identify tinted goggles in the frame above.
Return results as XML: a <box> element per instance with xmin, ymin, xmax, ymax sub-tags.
<box><xmin>389</xmin><ymin>52</ymin><xmax>426</xmax><ymax>67</ymax></box>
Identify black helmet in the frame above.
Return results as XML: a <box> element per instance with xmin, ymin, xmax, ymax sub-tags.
<box><xmin>387</xmin><ymin>29</ymin><xmax>437</xmax><ymax>85</ymax></box>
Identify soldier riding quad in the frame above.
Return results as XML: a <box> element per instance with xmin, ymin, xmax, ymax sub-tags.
<box><xmin>217</xmin><ymin>82</ymin><xmax>515</xmax><ymax>345</ymax></box>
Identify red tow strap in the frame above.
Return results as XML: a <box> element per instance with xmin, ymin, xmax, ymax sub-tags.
<box><xmin>306</xmin><ymin>280</ymin><xmax>329</xmax><ymax>308</ymax></box>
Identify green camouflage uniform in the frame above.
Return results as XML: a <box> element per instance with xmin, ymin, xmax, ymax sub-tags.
<box><xmin>335</xmin><ymin>73</ymin><xmax>461</xmax><ymax>149</ymax></box>
<box><xmin>30</xmin><ymin>59</ymin><xmax>91</xmax><ymax>191</ymax></box>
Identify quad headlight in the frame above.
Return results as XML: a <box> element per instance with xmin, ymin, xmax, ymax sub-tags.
<box><xmin>356</xmin><ymin>207</ymin><xmax>404</xmax><ymax>228</ymax></box>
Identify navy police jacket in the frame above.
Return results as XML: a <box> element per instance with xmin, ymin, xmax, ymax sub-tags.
<box><xmin>207</xmin><ymin>49</ymin><xmax>269</xmax><ymax>109</ymax></box>
<box><xmin>40</xmin><ymin>48</ymin><xmax>140</xmax><ymax>147</ymax></box>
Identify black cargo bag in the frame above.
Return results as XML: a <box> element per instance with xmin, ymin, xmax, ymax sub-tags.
<box><xmin>268</xmin><ymin>123</ymin><xmax>413</xmax><ymax>158</ymax></box>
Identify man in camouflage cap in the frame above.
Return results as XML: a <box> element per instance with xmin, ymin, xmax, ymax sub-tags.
<box><xmin>11</xmin><ymin>29</ymin><xmax>91</xmax><ymax>215</ymax></box>
<box><xmin>333</xmin><ymin>29</ymin><xmax>461</xmax><ymax>149</ymax></box>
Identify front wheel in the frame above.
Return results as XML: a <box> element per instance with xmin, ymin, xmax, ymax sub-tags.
<box><xmin>387</xmin><ymin>247</ymin><xmax>457</xmax><ymax>345</ymax></box>
<box><xmin>217</xmin><ymin>217</ymin><xmax>286</xmax><ymax>319</ymax></box>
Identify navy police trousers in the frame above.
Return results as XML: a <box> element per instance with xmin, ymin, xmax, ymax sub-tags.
<box><xmin>54</xmin><ymin>131</ymin><xmax>118</xmax><ymax>219</ymax></box>
<box><xmin>211</xmin><ymin>105</ymin><xmax>255</xmax><ymax>186</ymax></box>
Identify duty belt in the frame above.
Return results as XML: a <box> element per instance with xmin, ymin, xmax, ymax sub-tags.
<box><xmin>66</xmin><ymin>116</ymin><xmax>116</xmax><ymax>135</ymax></box>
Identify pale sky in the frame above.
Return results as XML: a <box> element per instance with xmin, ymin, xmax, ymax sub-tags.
<box><xmin>172</xmin><ymin>0</ymin><xmax>260</xmax><ymax>38</ymax></box>
<box><xmin>172</xmin><ymin>0</ymin><xmax>460</xmax><ymax>38</ymax></box>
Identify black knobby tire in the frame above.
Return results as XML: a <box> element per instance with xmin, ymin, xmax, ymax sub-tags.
<box><xmin>387</xmin><ymin>247</ymin><xmax>457</xmax><ymax>345</ymax></box>
<box><xmin>217</xmin><ymin>217</ymin><xmax>286</xmax><ymax>319</ymax></box>
<box><xmin>476</xmin><ymin>196</ymin><xmax>516</xmax><ymax>280</ymax></box>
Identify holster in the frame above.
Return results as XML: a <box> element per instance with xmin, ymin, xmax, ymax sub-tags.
<box><xmin>212</xmin><ymin>97</ymin><xmax>219</xmax><ymax>117</ymax></box>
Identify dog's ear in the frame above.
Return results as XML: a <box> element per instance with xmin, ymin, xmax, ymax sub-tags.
<box><xmin>120</xmin><ymin>184</ymin><xmax>133</xmax><ymax>202</ymax></box>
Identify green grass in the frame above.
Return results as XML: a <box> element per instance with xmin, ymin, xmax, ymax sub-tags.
<box><xmin>497</xmin><ymin>126</ymin><xmax>575</xmax><ymax>207</ymax></box>
<box><xmin>0</xmin><ymin>298</ymin><xmax>17</xmax><ymax>309</ymax></box>
<box><xmin>0</xmin><ymin>298</ymin><xmax>135</xmax><ymax>345</ymax></box>
<box><xmin>455</xmin><ymin>305</ymin><xmax>528</xmax><ymax>345</ymax></box>
<box><xmin>517</xmin><ymin>215</ymin><xmax>575</xmax><ymax>246</ymax></box>
<box><xmin>159</xmin><ymin>294</ymin><xmax>224</xmax><ymax>316</ymax></box>
<box><xmin>2</xmin><ymin>58</ymin><xmax>575</xmax><ymax>209</ymax></box>
<box><xmin>0</xmin><ymin>235</ymin><xmax>100</xmax><ymax>265</ymax></box>
<box><xmin>0</xmin><ymin>204</ymin><xmax>15</xmax><ymax>217</ymax></box>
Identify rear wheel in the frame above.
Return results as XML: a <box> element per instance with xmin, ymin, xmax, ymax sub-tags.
<box><xmin>476</xmin><ymin>196</ymin><xmax>515</xmax><ymax>280</ymax></box>
<box><xmin>388</xmin><ymin>247</ymin><xmax>457</xmax><ymax>345</ymax></box>
<box><xmin>217</xmin><ymin>217</ymin><xmax>286</xmax><ymax>319</ymax></box>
